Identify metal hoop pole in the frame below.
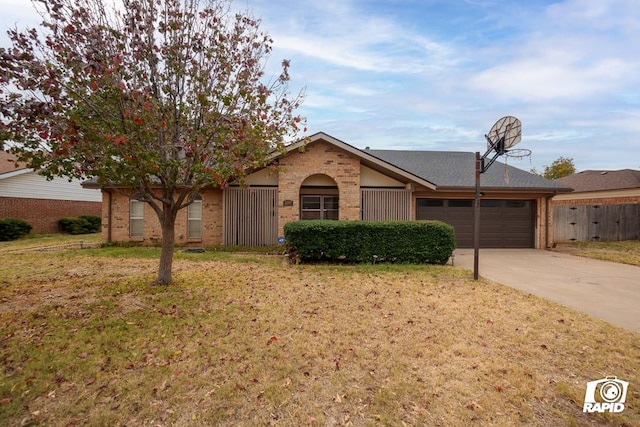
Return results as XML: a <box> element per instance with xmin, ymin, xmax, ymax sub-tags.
<box><xmin>474</xmin><ymin>152</ymin><xmax>480</xmax><ymax>280</ymax></box>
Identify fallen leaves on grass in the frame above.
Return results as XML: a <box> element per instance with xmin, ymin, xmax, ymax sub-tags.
<box><xmin>0</xmin><ymin>243</ymin><xmax>638</xmax><ymax>426</ymax></box>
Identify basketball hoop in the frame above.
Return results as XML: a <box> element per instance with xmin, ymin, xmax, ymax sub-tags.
<box><xmin>474</xmin><ymin>116</ymin><xmax>528</xmax><ymax>280</ymax></box>
<box><xmin>504</xmin><ymin>148</ymin><xmax>532</xmax><ymax>161</ymax></box>
<box><xmin>502</xmin><ymin>148</ymin><xmax>532</xmax><ymax>184</ymax></box>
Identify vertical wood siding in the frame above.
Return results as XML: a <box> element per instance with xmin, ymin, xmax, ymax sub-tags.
<box><xmin>223</xmin><ymin>187</ymin><xmax>278</xmax><ymax>246</ymax></box>
<box><xmin>553</xmin><ymin>204</ymin><xmax>640</xmax><ymax>242</ymax></box>
<box><xmin>361</xmin><ymin>189</ymin><xmax>411</xmax><ymax>221</ymax></box>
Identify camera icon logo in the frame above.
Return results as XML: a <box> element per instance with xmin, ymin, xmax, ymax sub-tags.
<box><xmin>583</xmin><ymin>376</ymin><xmax>629</xmax><ymax>413</ymax></box>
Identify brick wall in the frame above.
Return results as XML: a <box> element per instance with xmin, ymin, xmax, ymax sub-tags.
<box><xmin>104</xmin><ymin>189</ymin><xmax>223</xmax><ymax>246</ymax></box>
<box><xmin>100</xmin><ymin>141</ymin><xmax>363</xmax><ymax>245</ymax></box>
<box><xmin>0</xmin><ymin>197</ymin><xmax>101</xmax><ymax>233</ymax></box>
<box><xmin>552</xmin><ymin>196</ymin><xmax>640</xmax><ymax>206</ymax></box>
<box><xmin>277</xmin><ymin>140</ymin><xmax>361</xmax><ymax>236</ymax></box>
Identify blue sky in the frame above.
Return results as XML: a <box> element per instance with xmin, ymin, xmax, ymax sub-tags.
<box><xmin>3</xmin><ymin>0</ymin><xmax>640</xmax><ymax>172</ymax></box>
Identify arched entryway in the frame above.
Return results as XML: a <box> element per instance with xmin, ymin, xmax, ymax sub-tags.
<box><xmin>300</xmin><ymin>174</ymin><xmax>339</xmax><ymax>220</ymax></box>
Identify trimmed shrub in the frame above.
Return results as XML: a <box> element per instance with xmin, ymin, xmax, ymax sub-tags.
<box><xmin>284</xmin><ymin>220</ymin><xmax>455</xmax><ymax>264</ymax></box>
<box><xmin>0</xmin><ymin>218</ymin><xmax>32</xmax><ymax>241</ymax></box>
<box><xmin>59</xmin><ymin>216</ymin><xmax>101</xmax><ymax>235</ymax></box>
<box><xmin>79</xmin><ymin>215</ymin><xmax>102</xmax><ymax>232</ymax></box>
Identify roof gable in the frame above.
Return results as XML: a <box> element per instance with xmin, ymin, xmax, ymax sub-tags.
<box><xmin>282</xmin><ymin>132</ymin><xmax>438</xmax><ymax>190</ymax></box>
<box><xmin>555</xmin><ymin>169</ymin><xmax>640</xmax><ymax>192</ymax></box>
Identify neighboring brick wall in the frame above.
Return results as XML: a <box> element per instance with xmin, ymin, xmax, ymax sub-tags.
<box><xmin>552</xmin><ymin>196</ymin><xmax>640</xmax><ymax>206</ymax></box>
<box><xmin>277</xmin><ymin>140</ymin><xmax>361</xmax><ymax>236</ymax></box>
<box><xmin>104</xmin><ymin>189</ymin><xmax>223</xmax><ymax>246</ymax></box>
<box><xmin>0</xmin><ymin>196</ymin><xmax>101</xmax><ymax>233</ymax></box>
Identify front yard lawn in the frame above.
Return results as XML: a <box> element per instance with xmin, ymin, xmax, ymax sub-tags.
<box><xmin>1</xmin><ymin>236</ymin><xmax>638</xmax><ymax>426</ymax></box>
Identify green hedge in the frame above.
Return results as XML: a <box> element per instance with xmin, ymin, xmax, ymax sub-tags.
<box><xmin>59</xmin><ymin>215</ymin><xmax>101</xmax><ymax>235</ymax></box>
<box><xmin>0</xmin><ymin>218</ymin><xmax>32</xmax><ymax>241</ymax></box>
<box><xmin>284</xmin><ymin>220</ymin><xmax>455</xmax><ymax>264</ymax></box>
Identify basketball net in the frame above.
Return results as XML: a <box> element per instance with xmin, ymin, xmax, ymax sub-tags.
<box><xmin>502</xmin><ymin>149</ymin><xmax>532</xmax><ymax>184</ymax></box>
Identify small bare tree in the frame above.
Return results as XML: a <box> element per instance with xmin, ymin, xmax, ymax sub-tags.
<box><xmin>0</xmin><ymin>0</ymin><xmax>305</xmax><ymax>284</ymax></box>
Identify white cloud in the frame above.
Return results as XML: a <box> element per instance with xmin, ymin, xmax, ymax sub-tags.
<box><xmin>469</xmin><ymin>56</ymin><xmax>628</xmax><ymax>101</ymax></box>
<box><xmin>545</xmin><ymin>0</ymin><xmax>640</xmax><ymax>33</ymax></box>
<box><xmin>272</xmin><ymin>29</ymin><xmax>454</xmax><ymax>75</ymax></box>
<box><xmin>3</xmin><ymin>0</ymin><xmax>640</xmax><ymax>171</ymax></box>
<box><xmin>465</xmin><ymin>0</ymin><xmax>640</xmax><ymax>102</ymax></box>
<box><xmin>256</xmin><ymin>0</ymin><xmax>457</xmax><ymax>75</ymax></box>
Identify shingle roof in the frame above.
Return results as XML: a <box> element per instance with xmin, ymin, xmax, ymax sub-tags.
<box><xmin>366</xmin><ymin>149</ymin><xmax>570</xmax><ymax>190</ymax></box>
<box><xmin>555</xmin><ymin>169</ymin><xmax>640</xmax><ymax>192</ymax></box>
<box><xmin>80</xmin><ymin>132</ymin><xmax>572</xmax><ymax>193</ymax></box>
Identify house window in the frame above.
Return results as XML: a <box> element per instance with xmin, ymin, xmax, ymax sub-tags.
<box><xmin>506</xmin><ymin>200</ymin><xmax>529</xmax><ymax>208</ymax></box>
<box><xmin>449</xmin><ymin>200</ymin><xmax>473</xmax><ymax>208</ymax></box>
<box><xmin>417</xmin><ymin>199</ymin><xmax>444</xmax><ymax>207</ymax></box>
<box><xmin>130</xmin><ymin>195</ymin><xmax>144</xmax><ymax>238</ymax></box>
<box><xmin>301</xmin><ymin>195</ymin><xmax>339</xmax><ymax>220</ymax></box>
<box><xmin>480</xmin><ymin>200</ymin><xmax>501</xmax><ymax>208</ymax></box>
<box><xmin>188</xmin><ymin>194</ymin><xmax>203</xmax><ymax>239</ymax></box>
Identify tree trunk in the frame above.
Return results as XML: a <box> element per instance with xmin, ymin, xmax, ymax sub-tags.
<box><xmin>156</xmin><ymin>211</ymin><xmax>176</xmax><ymax>285</ymax></box>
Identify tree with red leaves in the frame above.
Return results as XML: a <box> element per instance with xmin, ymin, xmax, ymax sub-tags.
<box><xmin>0</xmin><ymin>0</ymin><xmax>305</xmax><ymax>284</ymax></box>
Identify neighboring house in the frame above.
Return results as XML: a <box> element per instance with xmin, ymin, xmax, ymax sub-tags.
<box><xmin>84</xmin><ymin>132</ymin><xmax>571</xmax><ymax>249</ymax></box>
<box><xmin>552</xmin><ymin>169</ymin><xmax>640</xmax><ymax>242</ymax></box>
<box><xmin>0</xmin><ymin>151</ymin><xmax>102</xmax><ymax>233</ymax></box>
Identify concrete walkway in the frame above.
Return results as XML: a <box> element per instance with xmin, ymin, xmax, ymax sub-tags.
<box><xmin>453</xmin><ymin>249</ymin><xmax>640</xmax><ymax>333</ymax></box>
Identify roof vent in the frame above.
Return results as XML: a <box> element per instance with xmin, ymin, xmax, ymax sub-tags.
<box><xmin>600</xmin><ymin>171</ymin><xmax>608</xmax><ymax>175</ymax></box>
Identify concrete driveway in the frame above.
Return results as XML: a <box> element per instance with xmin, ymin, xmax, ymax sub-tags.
<box><xmin>453</xmin><ymin>249</ymin><xmax>640</xmax><ymax>333</ymax></box>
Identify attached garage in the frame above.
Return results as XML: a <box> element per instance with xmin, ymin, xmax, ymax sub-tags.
<box><xmin>416</xmin><ymin>198</ymin><xmax>535</xmax><ymax>248</ymax></box>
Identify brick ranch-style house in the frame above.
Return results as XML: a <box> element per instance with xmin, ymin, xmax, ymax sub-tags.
<box><xmin>83</xmin><ymin>132</ymin><xmax>572</xmax><ymax>249</ymax></box>
<box><xmin>1</xmin><ymin>151</ymin><xmax>102</xmax><ymax>233</ymax></box>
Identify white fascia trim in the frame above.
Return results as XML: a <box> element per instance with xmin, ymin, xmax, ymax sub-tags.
<box><xmin>0</xmin><ymin>168</ymin><xmax>32</xmax><ymax>180</ymax></box>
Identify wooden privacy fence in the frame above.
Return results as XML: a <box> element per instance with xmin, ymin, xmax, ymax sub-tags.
<box><xmin>361</xmin><ymin>189</ymin><xmax>411</xmax><ymax>221</ymax></box>
<box><xmin>553</xmin><ymin>204</ymin><xmax>640</xmax><ymax>242</ymax></box>
<box><xmin>223</xmin><ymin>187</ymin><xmax>278</xmax><ymax>246</ymax></box>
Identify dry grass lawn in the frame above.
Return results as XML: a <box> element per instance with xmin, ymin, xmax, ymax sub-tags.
<box><xmin>1</xmin><ymin>236</ymin><xmax>639</xmax><ymax>426</ymax></box>
<box><xmin>553</xmin><ymin>240</ymin><xmax>640</xmax><ymax>267</ymax></box>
